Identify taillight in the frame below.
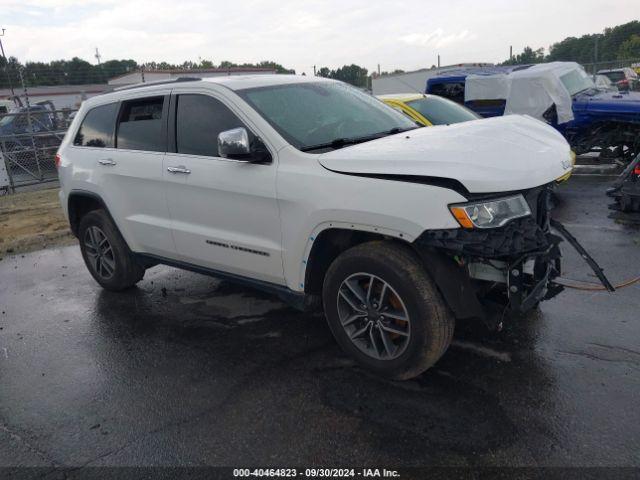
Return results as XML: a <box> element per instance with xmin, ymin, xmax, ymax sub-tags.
<box><xmin>634</xmin><ymin>165</ymin><xmax>640</xmax><ymax>176</ymax></box>
<box><xmin>618</xmin><ymin>79</ymin><xmax>629</xmax><ymax>86</ymax></box>
<box><xmin>54</xmin><ymin>153</ymin><xmax>61</xmax><ymax>169</ymax></box>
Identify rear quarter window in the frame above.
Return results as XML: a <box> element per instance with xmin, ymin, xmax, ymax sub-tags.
<box><xmin>74</xmin><ymin>103</ymin><xmax>118</xmax><ymax>148</ymax></box>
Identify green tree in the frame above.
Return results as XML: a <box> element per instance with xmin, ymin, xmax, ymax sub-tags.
<box><xmin>0</xmin><ymin>56</ymin><xmax>296</xmax><ymax>88</ymax></box>
<box><xmin>503</xmin><ymin>46</ymin><xmax>545</xmax><ymax>65</ymax></box>
<box><xmin>546</xmin><ymin>20</ymin><xmax>640</xmax><ymax>63</ymax></box>
<box><xmin>316</xmin><ymin>66</ymin><xmax>332</xmax><ymax>77</ymax></box>
<box><xmin>618</xmin><ymin>34</ymin><xmax>640</xmax><ymax>59</ymax></box>
<box><xmin>330</xmin><ymin>64</ymin><xmax>369</xmax><ymax>88</ymax></box>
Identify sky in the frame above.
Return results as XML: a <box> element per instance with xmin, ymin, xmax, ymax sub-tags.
<box><xmin>0</xmin><ymin>0</ymin><xmax>638</xmax><ymax>75</ymax></box>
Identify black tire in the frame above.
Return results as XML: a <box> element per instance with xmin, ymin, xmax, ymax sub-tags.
<box><xmin>322</xmin><ymin>241</ymin><xmax>454</xmax><ymax>380</ymax></box>
<box><xmin>78</xmin><ymin>209</ymin><xmax>145</xmax><ymax>291</ymax></box>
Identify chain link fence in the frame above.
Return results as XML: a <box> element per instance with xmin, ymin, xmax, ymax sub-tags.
<box><xmin>0</xmin><ymin>107</ymin><xmax>76</xmax><ymax>193</ymax></box>
<box><xmin>0</xmin><ymin>64</ymin><xmax>81</xmax><ymax>193</ymax></box>
<box><xmin>583</xmin><ymin>58</ymin><xmax>640</xmax><ymax>75</ymax></box>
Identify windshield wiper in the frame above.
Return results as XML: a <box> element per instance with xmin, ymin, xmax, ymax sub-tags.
<box><xmin>301</xmin><ymin>137</ymin><xmax>358</xmax><ymax>152</ymax></box>
<box><xmin>301</xmin><ymin>126</ymin><xmax>417</xmax><ymax>152</ymax></box>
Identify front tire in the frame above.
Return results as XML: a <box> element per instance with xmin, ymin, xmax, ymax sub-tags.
<box><xmin>322</xmin><ymin>241</ymin><xmax>454</xmax><ymax>380</ymax></box>
<box><xmin>78</xmin><ymin>210</ymin><xmax>145</xmax><ymax>291</ymax></box>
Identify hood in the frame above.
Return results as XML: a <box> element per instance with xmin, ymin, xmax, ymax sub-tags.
<box><xmin>318</xmin><ymin>115</ymin><xmax>571</xmax><ymax>194</ymax></box>
<box><xmin>576</xmin><ymin>90</ymin><xmax>640</xmax><ymax>114</ymax></box>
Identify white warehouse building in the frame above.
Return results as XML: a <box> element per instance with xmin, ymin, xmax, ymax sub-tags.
<box><xmin>372</xmin><ymin>63</ymin><xmax>494</xmax><ymax>95</ymax></box>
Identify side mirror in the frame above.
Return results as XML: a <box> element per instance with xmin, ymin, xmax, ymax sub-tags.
<box><xmin>218</xmin><ymin>127</ymin><xmax>251</xmax><ymax>160</ymax></box>
<box><xmin>218</xmin><ymin>127</ymin><xmax>272</xmax><ymax>163</ymax></box>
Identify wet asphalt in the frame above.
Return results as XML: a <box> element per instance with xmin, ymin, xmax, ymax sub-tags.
<box><xmin>1</xmin><ymin>175</ymin><xmax>639</xmax><ymax>473</ymax></box>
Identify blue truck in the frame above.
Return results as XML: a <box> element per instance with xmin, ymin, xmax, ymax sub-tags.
<box><xmin>426</xmin><ymin>62</ymin><xmax>640</xmax><ymax>161</ymax></box>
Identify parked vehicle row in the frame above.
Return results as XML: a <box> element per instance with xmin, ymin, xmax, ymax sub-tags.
<box><xmin>56</xmin><ymin>74</ymin><xmax>590</xmax><ymax>379</ymax></box>
<box><xmin>426</xmin><ymin>62</ymin><xmax>640</xmax><ymax>161</ymax></box>
<box><xmin>597</xmin><ymin>67</ymin><xmax>640</xmax><ymax>91</ymax></box>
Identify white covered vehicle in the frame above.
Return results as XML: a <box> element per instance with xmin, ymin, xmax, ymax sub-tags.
<box><xmin>57</xmin><ymin>75</ymin><xmax>580</xmax><ymax>379</ymax></box>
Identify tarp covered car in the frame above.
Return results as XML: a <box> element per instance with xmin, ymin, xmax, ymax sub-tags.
<box><xmin>427</xmin><ymin>62</ymin><xmax>640</xmax><ymax>161</ymax></box>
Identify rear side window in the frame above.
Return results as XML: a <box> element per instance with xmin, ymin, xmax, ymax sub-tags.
<box><xmin>116</xmin><ymin>97</ymin><xmax>165</xmax><ymax>152</ymax></box>
<box><xmin>429</xmin><ymin>82</ymin><xmax>465</xmax><ymax>104</ymax></box>
<box><xmin>176</xmin><ymin>94</ymin><xmax>245</xmax><ymax>157</ymax></box>
<box><xmin>74</xmin><ymin>103</ymin><xmax>117</xmax><ymax>148</ymax></box>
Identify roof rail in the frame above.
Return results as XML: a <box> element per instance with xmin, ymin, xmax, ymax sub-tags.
<box><xmin>113</xmin><ymin>77</ymin><xmax>202</xmax><ymax>92</ymax></box>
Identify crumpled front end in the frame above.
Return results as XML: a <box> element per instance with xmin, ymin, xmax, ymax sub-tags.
<box><xmin>413</xmin><ymin>184</ymin><xmax>564</xmax><ymax>327</ymax></box>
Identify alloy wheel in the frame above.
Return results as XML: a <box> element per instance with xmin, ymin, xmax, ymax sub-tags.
<box><xmin>84</xmin><ymin>226</ymin><xmax>116</xmax><ymax>280</ymax></box>
<box><xmin>336</xmin><ymin>273</ymin><xmax>411</xmax><ymax>360</ymax></box>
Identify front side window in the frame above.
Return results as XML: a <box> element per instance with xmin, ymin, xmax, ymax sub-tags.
<box><xmin>116</xmin><ymin>97</ymin><xmax>165</xmax><ymax>152</ymax></box>
<box><xmin>407</xmin><ymin>96</ymin><xmax>480</xmax><ymax>125</ymax></box>
<box><xmin>74</xmin><ymin>103</ymin><xmax>118</xmax><ymax>148</ymax></box>
<box><xmin>238</xmin><ymin>82</ymin><xmax>416</xmax><ymax>152</ymax></box>
<box><xmin>176</xmin><ymin>94</ymin><xmax>246</xmax><ymax>157</ymax></box>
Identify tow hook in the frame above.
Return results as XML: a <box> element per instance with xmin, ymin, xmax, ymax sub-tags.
<box><xmin>550</xmin><ymin>219</ymin><xmax>615</xmax><ymax>292</ymax></box>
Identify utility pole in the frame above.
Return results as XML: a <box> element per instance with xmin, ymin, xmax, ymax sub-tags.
<box><xmin>510</xmin><ymin>45</ymin><xmax>513</xmax><ymax>61</ymax></box>
<box><xmin>0</xmin><ymin>28</ymin><xmax>16</xmax><ymax>100</ymax></box>
<box><xmin>94</xmin><ymin>47</ymin><xmax>102</xmax><ymax>65</ymax></box>
<box><xmin>437</xmin><ymin>54</ymin><xmax>441</xmax><ymax>72</ymax></box>
<box><xmin>313</xmin><ymin>65</ymin><xmax>316</xmax><ymax>76</ymax></box>
<box><xmin>593</xmin><ymin>36</ymin><xmax>599</xmax><ymax>81</ymax></box>
<box><xmin>377</xmin><ymin>63</ymin><xmax>380</xmax><ymax>75</ymax></box>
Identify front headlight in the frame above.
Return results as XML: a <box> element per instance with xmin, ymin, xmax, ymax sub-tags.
<box><xmin>449</xmin><ymin>194</ymin><xmax>531</xmax><ymax>229</ymax></box>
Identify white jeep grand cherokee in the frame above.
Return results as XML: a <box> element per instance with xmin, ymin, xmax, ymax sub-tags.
<box><xmin>57</xmin><ymin>74</ymin><xmax>575</xmax><ymax>379</ymax></box>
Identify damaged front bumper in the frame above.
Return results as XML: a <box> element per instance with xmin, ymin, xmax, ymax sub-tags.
<box><xmin>413</xmin><ymin>185</ymin><xmax>613</xmax><ymax>328</ymax></box>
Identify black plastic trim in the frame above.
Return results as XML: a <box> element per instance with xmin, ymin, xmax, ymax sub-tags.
<box><xmin>321</xmin><ymin>167</ymin><xmax>469</xmax><ymax>196</ymax></box>
<box><xmin>67</xmin><ymin>189</ymin><xmax>118</xmax><ymax>237</ymax></box>
<box><xmin>135</xmin><ymin>253</ymin><xmax>307</xmax><ymax>310</ymax></box>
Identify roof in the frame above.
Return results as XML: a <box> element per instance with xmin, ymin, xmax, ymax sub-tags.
<box><xmin>82</xmin><ymin>75</ymin><xmax>337</xmax><ymax>107</ymax></box>
<box><xmin>115</xmin><ymin>74</ymin><xmax>335</xmax><ymax>92</ymax></box>
<box><xmin>108</xmin><ymin>67</ymin><xmax>276</xmax><ymax>82</ymax></box>
<box><xmin>201</xmin><ymin>74</ymin><xmax>335</xmax><ymax>90</ymax></box>
<box><xmin>433</xmin><ymin>65</ymin><xmax>531</xmax><ymax>79</ymax></box>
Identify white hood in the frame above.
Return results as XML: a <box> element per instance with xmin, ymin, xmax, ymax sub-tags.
<box><xmin>318</xmin><ymin>115</ymin><xmax>572</xmax><ymax>194</ymax></box>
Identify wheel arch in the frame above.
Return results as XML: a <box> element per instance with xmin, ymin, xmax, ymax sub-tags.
<box><xmin>303</xmin><ymin>226</ymin><xmax>415</xmax><ymax>296</ymax></box>
<box><xmin>67</xmin><ymin>190</ymin><xmax>117</xmax><ymax>238</ymax></box>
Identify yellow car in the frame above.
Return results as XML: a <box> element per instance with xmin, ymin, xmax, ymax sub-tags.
<box><xmin>377</xmin><ymin>93</ymin><xmax>480</xmax><ymax>126</ymax></box>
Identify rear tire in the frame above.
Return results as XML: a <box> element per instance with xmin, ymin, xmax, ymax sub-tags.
<box><xmin>78</xmin><ymin>210</ymin><xmax>145</xmax><ymax>291</ymax></box>
<box><xmin>322</xmin><ymin>241</ymin><xmax>454</xmax><ymax>380</ymax></box>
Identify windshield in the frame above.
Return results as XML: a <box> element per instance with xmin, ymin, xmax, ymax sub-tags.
<box><xmin>406</xmin><ymin>96</ymin><xmax>480</xmax><ymax>125</ymax></box>
<box><xmin>602</xmin><ymin>71</ymin><xmax>625</xmax><ymax>82</ymax></box>
<box><xmin>238</xmin><ymin>81</ymin><xmax>417</xmax><ymax>152</ymax></box>
<box><xmin>560</xmin><ymin>68</ymin><xmax>596</xmax><ymax>96</ymax></box>
<box><xmin>0</xmin><ymin>113</ymin><xmax>14</xmax><ymax>127</ymax></box>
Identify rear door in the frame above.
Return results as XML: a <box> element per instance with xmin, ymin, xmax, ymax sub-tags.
<box><xmin>97</xmin><ymin>92</ymin><xmax>176</xmax><ymax>257</ymax></box>
<box><xmin>164</xmin><ymin>90</ymin><xmax>284</xmax><ymax>285</ymax></box>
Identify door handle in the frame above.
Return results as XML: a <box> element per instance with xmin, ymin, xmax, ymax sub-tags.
<box><xmin>98</xmin><ymin>158</ymin><xmax>116</xmax><ymax>166</ymax></box>
<box><xmin>167</xmin><ymin>166</ymin><xmax>191</xmax><ymax>174</ymax></box>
